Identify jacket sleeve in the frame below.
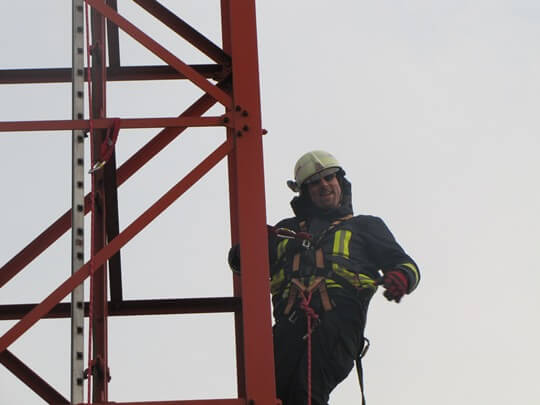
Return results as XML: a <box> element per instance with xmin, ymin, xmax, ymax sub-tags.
<box><xmin>267</xmin><ymin>217</ymin><xmax>296</xmax><ymax>277</ymax></box>
<box><xmin>363</xmin><ymin>216</ymin><xmax>420</xmax><ymax>293</ymax></box>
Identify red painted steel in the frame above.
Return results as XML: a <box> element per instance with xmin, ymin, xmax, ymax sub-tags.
<box><xmin>221</xmin><ymin>1</ymin><xmax>246</xmax><ymax>398</ymax></box>
<box><xmin>0</xmin><ymin>297</ymin><xmax>241</xmax><ymax>320</ymax></box>
<box><xmin>86</xmin><ymin>400</ymin><xmax>245</xmax><ymax>405</ymax></box>
<box><xmin>0</xmin><ymin>65</ymin><xmax>224</xmax><ymax>84</ymax></box>
<box><xmin>0</xmin><ymin>350</ymin><xmax>70</xmax><ymax>404</ymax></box>
<box><xmin>133</xmin><ymin>0</ymin><xmax>231</xmax><ymax>65</ymax></box>
<box><xmin>89</xmin><ymin>8</ymin><xmax>109</xmax><ymax>400</ymax></box>
<box><xmin>0</xmin><ymin>117</ymin><xmax>226</xmax><ymax>132</ymax></box>
<box><xmin>87</xmin><ymin>0</ymin><xmax>232</xmax><ymax>107</ymax></box>
<box><xmin>105</xmin><ymin>0</ymin><xmax>120</xmax><ymax>67</ymax></box>
<box><xmin>104</xmin><ymin>149</ymin><xmax>123</xmax><ymax>302</ymax></box>
<box><xmin>224</xmin><ymin>1</ymin><xmax>278</xmax><ymax>404</ymax></box>
<box><xmin>0</xmin><ymin>82</ymin><xmax>226</xmax><ymax>288</ymax></box>
<box><xmin>1</xmin><ymin>1</ymin><xmax>277</xmax><ymax>403</ymax></box>
<box><xmin>0</xmin><ymin>140</ymin><xmax>232</xmax><ymax>354</ymax></box>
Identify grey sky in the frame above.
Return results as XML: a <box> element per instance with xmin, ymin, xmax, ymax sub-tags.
<box><xmin>1</xmin><ymin>1</ymin><xmax>540</xmax><ymax>404</ymax></box>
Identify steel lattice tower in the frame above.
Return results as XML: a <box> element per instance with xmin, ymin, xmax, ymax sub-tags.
<box><xmin>0</xmin><ymin>1</ymin><xmax>277</xmax><ymax>404</ymax></box>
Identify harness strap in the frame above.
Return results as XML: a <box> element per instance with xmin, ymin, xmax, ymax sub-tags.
<box><xmin>314</xmin><ymin>248</ymin><xmax>333</xmax><ymax>311</ymax></box>
<box><xmin>292</xmin><ymin>252</ymin><xmax>301</xmax><ymax>272</ymax></box>
<box><xmin>356</xmin><ymin>337</ymin><xmax>371</xmax><ymax>405</ymax></box>
<box><xmin>283</xmin><ymin>286</ymin><xmax>298</xmax><ymax>316</ymax></box>
<box><xmin>283</xmin><ymin>252</ymin><xmax>302</xmax><ymax>315</ymax></box>
<box><xmin>284</xmin><ymin>277</ymin><xmax>327</xmax><ymax>315</ymax></box>
<box><xmin>315</xmin><ymin>248</ymin><xmax>324</xmax><ymax>268</ymax></box>
<box><xmin>317</xmin><ymin>280</ymin><xmax>333</xmax><ymax>312</ymax></box>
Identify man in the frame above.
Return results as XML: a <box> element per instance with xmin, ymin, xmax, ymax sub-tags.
<box><xmin>230</xmin><ymin>150</ymin><xmax>420</xmax><ymax>405</ymax></box>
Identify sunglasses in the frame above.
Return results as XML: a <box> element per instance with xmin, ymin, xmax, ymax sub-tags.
<box><xmin>304</xmin><ymin>171</ymin><xmax>337</xmax><ymax>186</ymax></box>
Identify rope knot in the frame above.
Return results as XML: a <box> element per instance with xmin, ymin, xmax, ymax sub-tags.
<box><xmin>300</xmin><ymin>295</ymin><xmax>319</xmax><ymax>321</ymax></box>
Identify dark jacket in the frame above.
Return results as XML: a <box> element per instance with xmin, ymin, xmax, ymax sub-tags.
<box><xmin>268</xmin><ymin>176</ymin><xmax>420</xmax><ymax>318</ymax></box>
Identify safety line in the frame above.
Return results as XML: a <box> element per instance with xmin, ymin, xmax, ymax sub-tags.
<box><xmin>299</xmin><ymin>291</ymin><xmax>318</xmax><ymax>405</ymax></box>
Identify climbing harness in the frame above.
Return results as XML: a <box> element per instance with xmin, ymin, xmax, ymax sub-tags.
<box><xmin>272</xmin><ymin>216</ymin><xmax>358</xmax><ymax>405</ymax></box>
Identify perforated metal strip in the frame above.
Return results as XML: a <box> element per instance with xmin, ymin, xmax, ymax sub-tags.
<box><xmin>71</xmin><ymin>1</ymin><xmax>86</xmax><ymax>403</ymax></box>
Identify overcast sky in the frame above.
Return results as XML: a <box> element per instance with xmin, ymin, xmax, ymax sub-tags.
<box><xmin>1</xmin><ymin>1</ymin><xmax>540</xmax><ymax>404</ymax></box>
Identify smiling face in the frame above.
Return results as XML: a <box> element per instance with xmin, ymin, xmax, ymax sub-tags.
<box><xmin>306</xmin><ymin>171</ymin><xmax>342</xmax><ymax>210</ymax></box>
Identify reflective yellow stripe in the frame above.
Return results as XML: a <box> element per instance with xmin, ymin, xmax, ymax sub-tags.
<box><xmin>277</xmin><ymin>239</ymin><xmax>289</xmax><ymax>260</ymax></box>
<box><xmin>333</xmin><ymin>230</ymin><xmax>351</xmax><ymax>258</ymax></box>
<box><xmin>331</xmin><ymin>263</ymin><xmax>377</xmax><ymax>290</ymax></box>
<box><xmin>333</xmin><ymin>231</ymin><xmax>341</xmax><ymax>256</ymax></box>
<box><xmin>343</xmin><ymin>230</ymin><xmax>351</xmax><ymax>257</ymax></box>
<box><xmin>271</xmin><ymin>240</ymin><xmax>290</xmax><ymax>296</ymax></box>
<box><xmin>329</xmin><ymin>229</ymin><xmax>376</xmax><ymax>290</ymax></box>
<box><xmin>400</xmin><ymin>262</ymin><xmax>420</xmax><ymax>288</ymax></box>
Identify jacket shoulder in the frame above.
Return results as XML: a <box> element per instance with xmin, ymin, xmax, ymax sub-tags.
<box><xmin>273</xmin><ymin>217</ymin><xmax>299</xmax><ymax>229</ymax></box>
<box><xmin>349</xmin><ymin>214</ymin><xmax>385</xmax><ymax>227</ymax></box>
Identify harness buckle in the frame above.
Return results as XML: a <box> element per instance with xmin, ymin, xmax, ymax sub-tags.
<box><xmin>302</xmin><ymin>239</ymin><xmax>312</xmax><ymax>249</ymax></box>
<box><xmin>288</xmin><ymin>310</ymin><xmax>298</xmax><ymax>324</ymax></box>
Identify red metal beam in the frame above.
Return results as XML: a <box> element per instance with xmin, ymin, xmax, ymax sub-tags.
<box><xmin>0</xmin><ymin>350</ymin><xmax>69</xmax><ymax>404</ymax></box>
<box><xmin>0</xmin><ymin>65</ymin><xmax>225</xmax><ymax>84</ymax></box>
<box><xmin>0</xmin><ymin>297</ymin><xmax>241</xmax><ymax>320</ymax></box>
<box><xmin>0</xmin><ymin>139</ymin><xmax>232</xmax><ymax>354</ymax></box>
<box><xmin>89</xmin><ymin>9</ymin><xmax>110</xmax><ymax>400</ymax></box>
<box><xmin>133</xmin><ymin>0</ymin><xmax>231</xmax><ymax>66</ymax></box>
<box><xmin>0</xmin><ymin>116</ymin><xmax>226</xmax><ymax>132</ymax></box>
<box><xmin>86</xmin><ymin>400</ymin><xmax>245</xmax><ymax>405</ymax></box>
<box><xmin>0</xmin><ymin>79</ymin><xmax>229</xmax><ymax>288</ymax></box>
<box><xmin>104</xmin><ymin>150</ymin><xmax>123</xmax><ymax>303</ymax></box>
<box><xmin>87</xmin><ymin>0</ymin><xmax>232</xmax><ymax>107</ymax></box>
<box><xmin>224</xmin><ymin>1</ymin><xmax>277</xmax><ymax>404</ymax></box>
<box><xmin>106</xmin><ymin>0</ymin><xmax>121</xmax><ymax>67</ymax></box>
<box><xmin>220</xmin><ymin>2</ymin><xmax>246</xmax><ymax>398</ymax></box>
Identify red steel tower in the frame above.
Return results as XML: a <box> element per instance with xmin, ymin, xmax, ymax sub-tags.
<box><xmin>0</xmin><ymin>1</ymin><xmax>278</xmax><ymax>404</ymax></box>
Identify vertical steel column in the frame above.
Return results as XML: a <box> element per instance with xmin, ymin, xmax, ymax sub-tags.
<box><xmin>90</xmin><ymin>7</ymin><xmax>109</xmax><ymax>402</ymax></box>
<box><xmin>224</xmin><ymin>1</ymin><xmax>278</xmax><ymax>404</ymax></box>
<box><xmin>221</xmin><ymin>2</ymin><xmax>246</xmax><ymax>398</ymax></box>
<box><xmin>71</xmin><ymin>1</ymin><xmax>86</xmax><ymax>403</ymax></box>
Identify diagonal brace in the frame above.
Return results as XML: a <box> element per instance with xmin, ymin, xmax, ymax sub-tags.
<box><xmin>87</xmin><ymin>0</ymin><xmax>232</xmax><ymax>108</ymax></box>
<box><xmin>0</xmin><ymin>78</ymin><xmax>229</xmax><ymax>288</ymax></box>
<box><xmin>0</xmin><ymin>140</ymin><xmax>232</xmax><ymax>353</ymax></box>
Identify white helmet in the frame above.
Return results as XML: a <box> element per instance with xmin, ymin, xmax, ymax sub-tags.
<box><xmin>287</xmin><ymin>150</ymin><xmax>342</xmax><ymax>192</ymax></box>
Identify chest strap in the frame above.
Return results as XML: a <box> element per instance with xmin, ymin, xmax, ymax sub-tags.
<box><xmin>284</xmin><ymin>249</ymin><xmax>333</xmax><ymax>315</ymax></box>
<box><xmin>283</xmin><ymin>218</ymin><xmax>341</xmax><ymax>316</ymax></box>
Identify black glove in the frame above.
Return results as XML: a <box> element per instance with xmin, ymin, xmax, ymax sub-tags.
<box><xmin>228</xmin><ymin>244</ymin><xmax>241</xmax><ymax>274</ymax></box>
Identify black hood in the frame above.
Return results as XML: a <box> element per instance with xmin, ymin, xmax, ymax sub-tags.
<box><xmin>290</xmin><ymin>175</ymin><xmax>353</xmax><ymax>221</ymax></box>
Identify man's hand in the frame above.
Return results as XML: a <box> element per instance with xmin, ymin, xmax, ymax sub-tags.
<box><xmin>228</xmin><ymin>244</ymin><xmax>241</xmax><ymax>274</ymax></box>
<box><xmin>382</xmin><ymin>270</ymin><xmax>409</xmax><ymax>303</ymax></box>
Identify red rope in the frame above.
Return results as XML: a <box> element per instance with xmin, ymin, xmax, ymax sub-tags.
<box><xmin>299</xmin><ymin>291</ymin><xmax>319</xmax><ymax>405</ymax></box>
<box><xmin>84</xmin><ymin>1</ymin><xmax>95</xmax><ymax>403</ymax></box>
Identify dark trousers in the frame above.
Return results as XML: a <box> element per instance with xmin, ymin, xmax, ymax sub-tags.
<box><xmin>273</xmin><ymin>293</ymin><xmax>370</xmax><ymax>405</ymax></box>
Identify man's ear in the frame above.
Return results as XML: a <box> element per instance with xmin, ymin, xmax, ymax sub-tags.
<box><xmin>287</xmin><ymin>180</ymin><xmax>300</xmax><ymax>192</ymax></box>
